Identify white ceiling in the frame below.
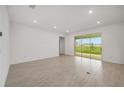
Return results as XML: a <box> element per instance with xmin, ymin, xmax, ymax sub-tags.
<box><xmin>8</xmin><ymin>5</ymin><xmax>124</xmax><ymax>34</ymax></box>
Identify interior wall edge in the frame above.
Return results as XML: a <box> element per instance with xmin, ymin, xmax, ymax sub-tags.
<box><xmin>0</xmin><ymin>6</ymin><xmax>10</xmax><ymax>87</ymax></box>
<box><xmin>11</xmin><ymin>55</ymin><xmax>60</xmax><ymax>65</ymax></box>
<box><xmin>102</xmin><ymin>60</ymin><xmax>124</xmax><ymax>65</ymax></box>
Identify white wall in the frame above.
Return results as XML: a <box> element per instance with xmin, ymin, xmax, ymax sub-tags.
<box><xmin>10</xmin><ymin>23</ymin><xmax>62</xmax><ymax>64</ymax></box>
<box><xmin>0</xmin><ymin>6</ymin><xmax>10</xmax><ymax>86</ymax></box>
<box><xmin>65</xmin><ymin>23</ymin><xmax>124</xmax><ymax>64</ymax></box>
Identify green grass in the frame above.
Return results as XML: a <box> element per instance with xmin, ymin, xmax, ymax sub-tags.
<box><xmin>75</xmin><ymin>44</ymin><xmax>102</xmax><ymax>60</ymax></box>
<box><xmin>75</xmin><ymin>44</ymin><xmax>102</xmax><ymax>55</ymax></box>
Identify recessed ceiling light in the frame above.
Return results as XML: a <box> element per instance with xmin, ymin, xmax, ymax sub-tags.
<box><xmin>33</xmin><ymin>20</ymin><xmax>37</xmax><ymax>23</ymax></box>
<box><xmin>66</xmin><ymin>30</ymin><xmax>70</xmax><ymax>33</ymax></box>
<box><xmin>89</xmin><ymin>10</ymin><xmax>93</xmax><ymax>14</ymax></box>
<box><xmin>53</xmin><ymin>26</ymin><xmax>57</xmax><ymax>29</ymax></box>
<box><xmin>97</xmin><ymin>21</ymin><xmax>101</xmax><ymax>24</ymax></box>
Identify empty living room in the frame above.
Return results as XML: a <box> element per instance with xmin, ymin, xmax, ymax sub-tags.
<box><xmin>1</xmin><ymin>1</ymin><xmax>124</xmax><ymax>92</ymax></box>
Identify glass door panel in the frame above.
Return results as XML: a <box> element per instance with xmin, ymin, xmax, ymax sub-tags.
<box><xmin>81</xmin><ymin>38</ymin><xmax>91</xmax><ymax>59</ymax></box>
<box><xmin>90</xmin><ymin>37</ymin><xmax>102</xmax><ymax>60</ymax></box>
<box><xmin>75</xmin><ymin>39</ymin><xmax>82</xmax><ymax>57</ymax></box>
<box><xmin>74</xmin><ymin>33</ymin><xmax>102</xmax><ymax>60</ymax></box>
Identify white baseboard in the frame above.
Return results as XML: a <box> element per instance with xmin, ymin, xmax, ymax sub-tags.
<box><xmin>11</xmin><ymin>55</ymin><xmax>59</xmax><ymax>65</ymax></box>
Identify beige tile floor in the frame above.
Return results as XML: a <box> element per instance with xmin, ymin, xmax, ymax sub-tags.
<box><xmin>5</xmin><ymin>55</ymin><xmax>124</xmax><ymax>87</ymax></box>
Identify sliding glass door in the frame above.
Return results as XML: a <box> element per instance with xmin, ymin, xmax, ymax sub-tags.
<box><xmin>81</xmin><ymin>38</ymin><xmax>91</xmax><ymax>59</ymax></box>
<box><xmin>90</xmin><ymin>37</ymin><xmax>102</xmax><ymax>60</ymax></box>
<box><xmin>75</xmin><ymin>39</ymin><xmax>82</xmax><ymax>57</ymax></box>
<box><xmin>74</xmin><ymin>33</ymin><xmax>102</xmax><ymax>60</ymax></box>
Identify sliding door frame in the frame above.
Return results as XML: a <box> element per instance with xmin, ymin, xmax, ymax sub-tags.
<box><xmin>74</xmin><ymin>32</ymin><xmax>103</xmax><ymax>61</ymax></box>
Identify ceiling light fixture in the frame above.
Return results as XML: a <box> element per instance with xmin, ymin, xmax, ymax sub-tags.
<box><xmin>33</xmin><ymin>20</ymin><xmax>37</xmax><ymax>23</ymax></box>
<box><xmin>89</xmin><ymin>10</ymin><xmax>93</xmax><ymax>14</ymax></box>
<box><xmin>53</xmin><ymin>26</ymin><xmax>57</xmax><ymax>29</ymax></box>
<box><xmin>66</xmin><ymin>30</ymin><xmax>70</xmax><ymax>33</ymax></box>
<box><xmin>97</xmin><ymin>21</ymin><xmax>101</xmax><ymax>24</ymax></box>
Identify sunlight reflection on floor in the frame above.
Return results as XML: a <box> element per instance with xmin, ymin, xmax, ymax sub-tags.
<box><xmin>74</xmin><ymin>56</ymin><xmax>103</xmax><ymax>73</ymax></box>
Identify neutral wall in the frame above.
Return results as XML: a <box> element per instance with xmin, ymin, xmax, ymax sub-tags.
<box><xmin>65</xmin><ymin>23</ymin><xmax>124</xmax><ymax>64</ymax></box>
<box><xmin>10</xmin><ymin>23</ymin><xmax>63</xmax><ymax>64</ymax></box>
<box><xmin>0</xmin><ymin>6</ymin><xmax>10</xmax><ymax>86</ymax></box>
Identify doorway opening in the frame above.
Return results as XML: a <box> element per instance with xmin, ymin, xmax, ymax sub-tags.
<box><xmin>59</xmin><ymin>37</ymin><xmax>65</xmax><ymax>55</ymax></box>
<box><xmin>74</xmin><ymin>33</ymin><xmax>102</xmax><ymax>60</ymax></box>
